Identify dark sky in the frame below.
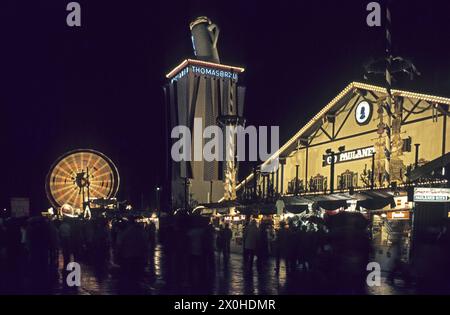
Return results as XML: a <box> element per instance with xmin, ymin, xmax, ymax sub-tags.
<box><xmin>2</xmin><ymin>0</ymin><xmax>450</xmax><ymax>211</ymax></box>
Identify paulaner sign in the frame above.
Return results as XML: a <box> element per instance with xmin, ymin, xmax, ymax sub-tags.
<box><xmin>414</xmin><ymin>188</ymin><xmax>450</xmax><ymax>202</ymax></box>
<box><xmin>171</xmin><ymin>65</ymin><xmax>239</xmax><ymax>82</ymax></box>
<box><xmin>322</xmin><ymin>146</ymin><xmax>375</xmax><ymax>166</ymax></box>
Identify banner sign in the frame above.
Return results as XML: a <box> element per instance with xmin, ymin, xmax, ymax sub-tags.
<box><xmin>414</xmin><ymin>187</ymin><xmax>450</xmax><ymax>202</ymax></box>
<box><xmin>171</xmin><ymin>65</ymin><xmax>239</xmax><ymax>82</ymax></box>
<box><xmin>323</xmin><ymin>146</ymin><xmax>375</xmax><ymax>166</ymax></box>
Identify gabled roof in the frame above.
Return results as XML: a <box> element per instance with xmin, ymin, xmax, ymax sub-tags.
<box><xmin>233</xmin><ymin>81</ymin><xmax>450</xmax><ymax>194</ymax></box>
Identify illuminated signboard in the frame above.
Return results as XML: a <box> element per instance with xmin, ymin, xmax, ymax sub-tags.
<box><xmin>414</xmin><ymin>187</ymin><xmax>450</xmax><ymax>202</ymax></box>
<box><xmin>171</xmin><ymin>65</ymin><xmax>239</xmax><ymax>82</ymax></box>
<box><xmin>387</xmin><ymin>211</ymin><xmax>410</xmax><ymax>220</ymax></box>
<box><xmin>322</xmin><ymin>146</ymin><xmax>375</xmax><ymax>166</ymax></box>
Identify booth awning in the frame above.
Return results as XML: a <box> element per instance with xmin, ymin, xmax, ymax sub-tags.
<box><xmin>307</xmin><ymin>193</ymin><xmax>355</xmax><ymax>210</ymax></box>
<box><xmin>355</xmin><ymin>190</ymin><xmax>395</xmax><ymax>210</ymax></box>
<box><xmin>240</xmin><ymin>202</ymin><xmax>276</xmax><ymax>215</ymax></box>
<box><xmin>281</xmin><ymin>196</ymin><xmax>312</xmax><ymax>213</ymax></box>
<box><xmin>199</xmin><ymin>200</ymin><xmax>241</xmax><ymax>209</ymax></box>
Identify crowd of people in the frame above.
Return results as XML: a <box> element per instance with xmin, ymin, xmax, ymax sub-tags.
<box><xmin>0</xmin><ymin>216</ymin><xmax>59</xmax><ymax>293</ymax></box>
<box><xmin>157</xmin><ymin>211</ymin><xmax>373</xmax><ymax>293</ymax></box>
<box><xmin>159</xmin><ymin>214</ymin><xmax>215</xmax><ymax>291</ymax></box>
<box><xmin>242</xmin><ymin>218</ymin><xmax>330</xmax><ymax>273</ymax></box>
<box><xmin>0</xmin><ymin>210</ymin><xmax>376</xmax><ymax>294</ymax></box>
<box><xmin>236</xmin><ymin>214</ymin><xmax>374</xmax><ymax>293</ymax></box>
<box><xmin>0</xmin><ymin>215</ymin><xmax>156</xmax><ymax>294</ymax></box>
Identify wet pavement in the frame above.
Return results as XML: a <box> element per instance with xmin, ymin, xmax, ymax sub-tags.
<box><xmin>46</xmin><ymin>245</ymin><xmax>418</xmax><ymax>295</ymax></box>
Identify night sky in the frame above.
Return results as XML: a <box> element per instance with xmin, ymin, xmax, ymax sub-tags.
<box><xmin>2</xmin><ymin>0</ymin><xmax>450</xmax><ymax>212</ymax></box>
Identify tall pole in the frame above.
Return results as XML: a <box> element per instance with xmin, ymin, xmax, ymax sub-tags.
<box><xmin>276</xmin><ymin>168</ymin><xmax>279</xmax><ymax>195</ymax></box>
<box><xmin>415</xmin><ymin>144</ymin><xmax>420</xmax><ymax>167</ymax></box>
<box><xmin>280</xmin><ymin>159</ymin><xmax>285</xmax><ymax>195</ymax></box>
<box><xmin>184</xmin><ymin>177</ymin><xmax>189</xmax><ymax>210</ymax></box>
<box><xmin>223</xmin><ymin>123</ymin><xmax>237</xmax><ymax>201</ymax></box>
<box><xmin>261</xmin><ymin>174</ymin><xmax>266</xmax><ymax>199</ymax></box>
<box><xmin>156</xmin><ymin>187</ymin><xmax>161</xmax><ymax>216</ymax></box>
<box><xmin>330</xmin><ymin>152</ymin><xmax>335</xmax><ymax>194</ymax></box>
<box><xmin>442</xmin><ymin>111</ymin><xmax>447</xmax><ymax>156</ymax></box>
<box><xmin>270</xmin><ymin>172</ymin><xmax>275</xmax><ymax>197</ymax></box>
<box><xmin>86</xmin><ymin>167</ymin><xmax>90</xmax><ymax>206</ymax></box>
<box><xmin>385</xmin><ymin>1</ymin><xmax>392</xmax><ymax>109</ymax></box>
<box><xmin>305</xmin><ymin>145</ymin><xmax>309</xmax><ymax>191</ymax></box>
<box><xmin>385</xmin><ymin>0</ymin><xmax>393</xmax><ymax>185</ymax></box>
<box><xmin>81</xmin><ymin>186</ymin><xmax>85</xmax><ymax>213</ymax></box>
<box><xmin>253</xmin><ymin>167</ymin><xmax>257</xmax><ymax>199</ymax></box>
<box><xmin>371</xmin><ymin>152</ymin><xmax>375</xmax><ymax>190</ymax></box>
<box><xmin>295</xmin><ymin>165</ymin><xmax>299</xmax><ymax>195</ymax></box>
<box><xmin>209</xmin><ymin>180</ymin><xmax>213</xmax><ymax>203</ymax></box>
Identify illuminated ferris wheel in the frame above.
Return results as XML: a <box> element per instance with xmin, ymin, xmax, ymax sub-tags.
<box><xmin>45</xmin><ymin>149</ymin><xmax>120</xmax><ymax>211</ymax></box>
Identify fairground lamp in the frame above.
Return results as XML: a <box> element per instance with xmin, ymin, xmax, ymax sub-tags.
<box><xmin>295</xmin><ymin>140</ymin><xmax>301</xmax><ymax>195</ymax></box>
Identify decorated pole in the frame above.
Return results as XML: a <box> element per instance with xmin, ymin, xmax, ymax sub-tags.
<box><xmin>385</xmin><ymin>1</ymin><xmax>393</xmax><ymax>109</ymax></box>
<box><xmin>218</xmin><ymin>76</ymin><xmax>245</xmax><ymax>214</ymax></box>
<box><xmin>384</xmin><ymin>0</ymin><xmax>393</xmax><ymax>186</ymax></box>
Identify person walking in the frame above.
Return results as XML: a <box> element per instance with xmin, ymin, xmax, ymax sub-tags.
<box><xmin>216</xmin><ymin>225</ymin><xmax>224</xmax><ymax>260</ymax></box>
<box><xmin>275</xmin><ymin>221</ymin><xmax>289</xmax><ymax>274</ymax></box>
<box><xmin>243</xmin><ymin>219</ymin><xmax>258</xmax><ymax>271</ymax></box>
<box><xmin>48</xmin><ymin>219</ymin><xmax>60</xmax><ymax>279</ymax></box>
<box><xmin>26</xmin><ymin>216</ymin><xmax>52</xmax><ymax>293</ymax></box>
<box><xmin>256</xmin><ymin>221</ymin><xmax>269</xmax><ymax>268</ymax></box>
<box><xmin>221</xmin><ymin>223</ymin><xmax>232</xmax><ymax>264</ymax></box>
<box><xmin>217</xmin><ymin>223</ymin><xmax>232</xmax><ymax>265</ymax></box>
<box><xmin>146</xmin><ymin>221</ymin><xmax>156</xmax><ymax>251</ymax></box>
<box><xmin>118</xmin><ymin>218</ymin><xmax>147</xmax><ymax>277</ymax></box>
<box><xmin>187</xmin><ymin>216</ymin><xmax>204</xmax><ymax>286</ymax></box>
<box><xmin>59</xmin><ymin>218</ymin><xmax>72</xmax><ymax>268</ymax></box>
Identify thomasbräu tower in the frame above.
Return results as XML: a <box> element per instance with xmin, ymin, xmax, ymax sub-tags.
<box><xmin>164</xmin><ymin>17</ymin><xmax>246</xmax><ymax>210</ymax></box>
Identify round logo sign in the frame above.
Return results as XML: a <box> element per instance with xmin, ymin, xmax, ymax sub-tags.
<box><xmin>355</xmin><ymin>101</ymin><xmax>372</xmax><ymax>125</ymax></box>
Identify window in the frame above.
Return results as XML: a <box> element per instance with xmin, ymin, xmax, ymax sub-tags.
<box><xmin>288</xmin><ymin>178</ymin><xmax>303</xmax><ymax>194</ymax></box>
<box><xmin>402</xmin><ymin>137</ymin><xmax>412</xmax><ymax>152</ymax></box>
<box><xmin>309</xmin><ymin>174</ymin><xmax>326</xmax><ymax>192</ymax></box>
<box><xmin>337</xmin><ymin>170</ymin><xmax>358</xmax><ymax>190</ymax></box>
